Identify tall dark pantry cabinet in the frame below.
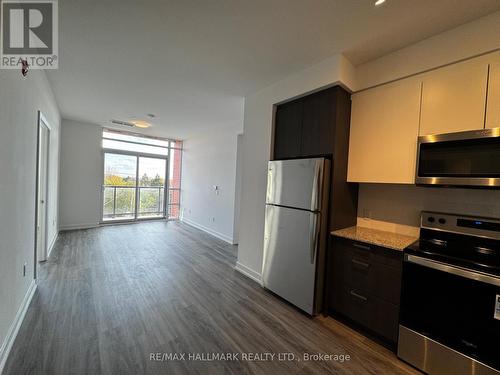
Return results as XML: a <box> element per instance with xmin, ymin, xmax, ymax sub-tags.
<box><xmin>272</xmin><ymin>85</ymin><xmax>358</xmax><ymax>234</ymax></box>
<box><xmin>270</xmin><ymin>85</ymin><xmax>358</xmax><ymax>315</ymax></box>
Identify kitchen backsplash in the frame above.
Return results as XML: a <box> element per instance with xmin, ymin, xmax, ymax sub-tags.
<box><xmin>357</xmin><ymin>183</ymin><xmax>500</xmax><ymax>237</ymax></box>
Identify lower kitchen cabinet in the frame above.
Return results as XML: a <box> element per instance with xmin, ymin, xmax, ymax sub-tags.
<box><xmin>326</xmin><ymin>236</ymin><xmax>403</xmax><ymax>346</ymax></box>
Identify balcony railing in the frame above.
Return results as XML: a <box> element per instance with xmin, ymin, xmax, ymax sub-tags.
<box><xmin>103</xmin><ymin>185</ymin><xmax>165</xmax><ymax>220</ymax></box>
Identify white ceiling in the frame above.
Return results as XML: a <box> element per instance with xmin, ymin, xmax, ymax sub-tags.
<box><xmin>47</xmin><ymin>0</ymin><xmax>500</xmax><ymax>139</ymax></box>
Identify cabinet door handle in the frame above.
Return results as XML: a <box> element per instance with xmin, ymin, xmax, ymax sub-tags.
<box><xmin>351</xmin><ymin>258</ymin><xmax>370</xmax><ymax>269</ymax></box>
<box><xmin>353</xmin><ymin>243</ymin><xmax>371</xmax><ymax>251</ymax></box>
<box><xmin>350</xmin><ymin>290</ymin><xmax>368</xmax><ymax>302</ymax></box>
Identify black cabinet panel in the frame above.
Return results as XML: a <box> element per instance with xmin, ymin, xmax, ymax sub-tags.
<box><xmin>273</xmin><ymin>86</ymin><xmax>341</xmax><ymax>160</ymax></box>
<box><xmin>330</xmin><ymin>239</ymin><xmax>402</xmax><ymax>305</ymax></box>
<box><xmin>326</xmin><ymin>236</ymin><xmax>403</xmax><ymax>345</ymax></box>
<box><xmin>332</xmin><ymin>281</ymin><xmax>400</xmax><ymax>343</ymax></box>
<box><xmin>301</xmin><ymin>89</ymin><xmax>335</xmax><ymax>156</ymax></box>
<box><xmin>273</xmin><ymin>100</ymin><xmax>303</xmax><ymax>159</ymax></box>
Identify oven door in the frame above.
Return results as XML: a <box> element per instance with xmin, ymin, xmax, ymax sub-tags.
<box><xmin>415</xmin><ymin>128</ymin><xmax>500</xmax><ymax>187</ymax></box>
<box><xmin>399</xmin><ymin>254</ymin><xmax>500</xmax><ymax>372</ymax></box>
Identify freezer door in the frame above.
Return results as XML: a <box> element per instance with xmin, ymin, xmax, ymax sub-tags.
<box><xmin>266</xmin><ymin>158</ymin><xmax>325</xmax><ymax>211</ymax></box>
<box><xmin>262</xmin><ymin>204</ymin><xmax>320</xmax><ymax>315</ymax></box>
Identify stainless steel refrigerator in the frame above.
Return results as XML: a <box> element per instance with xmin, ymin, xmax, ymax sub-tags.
<box><xmin>262</xmin><ymin>158</ymin><xmax>330</xmax><ymax>315</ymax></box>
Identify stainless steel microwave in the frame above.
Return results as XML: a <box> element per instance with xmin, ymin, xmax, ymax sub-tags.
<box><xmin>415</xmin><ymin>128</ymin><xmax>500</xmax><ymax>187</ymax></box>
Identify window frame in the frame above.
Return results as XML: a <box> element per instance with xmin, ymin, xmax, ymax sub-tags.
<box><xmin>101</xmin><ymin>129</ymin><xmax>182</xmax><ymax>222</ymax></box>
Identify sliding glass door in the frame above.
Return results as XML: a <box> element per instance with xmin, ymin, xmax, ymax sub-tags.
<box><xmin>101</xmin><ymin>129</ymin><xmax>182</xmax><ymax>221</ymax></box>
<box><xmin>138</xmin><ymin>156</ymin><xmax>166</xmax><ymax>219</ymax></box>
<box><xmin>103</xmin><ymin>153</ymin><xmax>137</xmax><ymax>221</ymax></box>
<box><xmin>102</xmin><ymin>152</ymin><xmax>167</xmax><ymax>222</ymax></box>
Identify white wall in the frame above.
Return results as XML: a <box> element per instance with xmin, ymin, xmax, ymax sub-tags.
<box><xmin>181</xmin><ymin>129</ymin><xmax>240</xmax><ymax>244</ymax></box>
<box><xmin>355</xmin><ymin>10</ymin><xmax>500</xmax><ymax>90</ymax></box>
<box><xmin>59</xmin><ymin>120</ymin><xmax>103</xmax><ymax>230</ymax></box>
<box><xmin>0</xmin><ymin>70</ymin><xmax>60</xmax><ymax>368</ymax></box>
<box><xmin>236</xmin><ymin>11</ymin><xmax>500</xmax><ymax>281</ymax></box>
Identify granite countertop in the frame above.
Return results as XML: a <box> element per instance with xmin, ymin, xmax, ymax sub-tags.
<box><xmin>331</xmin><ymin>226</ymin><xmax>418</xmax><ymax>251</ymax></box>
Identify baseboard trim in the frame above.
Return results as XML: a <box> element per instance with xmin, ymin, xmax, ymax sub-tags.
<box><xmin>235</xmin><ymin>261</ymin><xmax>262</xmax><ymax>284</ymax></box>
<box><xmin>47</xmin><ymin>232</ymin><xmax>59</xmax><ymax>259</ymax></box>
<box><xmin>59</xmin><ymin>223</ymin><xmax>100</xmax><ymax>231</ymax></box>
<box><xmin>0</xmin><ymin>280</ymin><xmax>37</xmax><ymax>374</ymax></box>
<box><xmin>181</xmin><ymin>218</ymin><xmax>234</xmax><ymax>244</ymax></box>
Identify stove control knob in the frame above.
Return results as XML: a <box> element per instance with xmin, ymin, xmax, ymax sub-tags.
<box><xmin>438</xmin><ymin>218</ymin><xmax>446</xmax><ymax>224</ymax></box>
<box><xmin>427</xmin><ymin>217</ymin><xmax>435</xmax><ymax>223</ymax></box>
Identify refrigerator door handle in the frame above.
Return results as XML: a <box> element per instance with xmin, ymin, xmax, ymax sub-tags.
<box><xmin>309</xmin><ymin>212</ymin><xmax>320</xmax><ymax>264</ymax></box>
<box><xmin>266</xmin><ymin>165</ymin><xmax>274</xmax><ymax>204</ymax></box>
<box><xmin>311</xmin><ymin>161</ymin><xmax>323</xmax><ymax>211</ymax></box>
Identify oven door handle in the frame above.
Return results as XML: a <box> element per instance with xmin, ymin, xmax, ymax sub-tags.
<box><xmin>405</xmin><ymin>254</ymin><xmax>500</xmax><ymax>287</ymax></box>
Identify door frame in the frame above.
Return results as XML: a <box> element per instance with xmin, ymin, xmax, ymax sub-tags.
<box><xmin>100</xmin><ymin>149</ymin><xmax>169</xmax><ymax>223</ymax></box>
<box><xmin>34</xmin><ymin>111</ymin><xmax>51</xmax><ymax>275</ymax></box>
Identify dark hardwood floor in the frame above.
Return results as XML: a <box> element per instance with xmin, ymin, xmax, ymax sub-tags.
<box><xmin>4</xmin><ymin>221</ymin><xmax>419</xmax><ymax>375</ymax></box>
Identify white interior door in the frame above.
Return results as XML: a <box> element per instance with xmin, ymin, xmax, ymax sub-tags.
<box><xmin>37</xmin><ymin>117</ymin><xmax>50</xmax><ymax>262</ymax></box>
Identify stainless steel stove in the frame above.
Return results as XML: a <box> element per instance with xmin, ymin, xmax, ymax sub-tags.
<box><xmin>399</xmin><ymin>212</ymin><xmax>500</xmax><ymax>375</ymax></box>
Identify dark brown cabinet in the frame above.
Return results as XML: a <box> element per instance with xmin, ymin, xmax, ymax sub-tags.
<box><xmin>301</xmin><ymin>89</ymin><xmax>335</xmax><ymax>156</ymax></box>
<box><xmin>272</xmin><ymin>86</ymin><xmax>348</xmax><ymax>160</ymax></box>
<box><xmin>326</xmin><ymin>236</ymin><xmax>403</xmax><ymax>346</ymax></box>
<box><xmin>274</xmin><ymin>100</ymin><xmax>303</xmax><ymax>159</ymax></box>
<box><xmin>272</xmin><ymin>85</ymin><xmax>358</xmax><ymax>234</ymax></box>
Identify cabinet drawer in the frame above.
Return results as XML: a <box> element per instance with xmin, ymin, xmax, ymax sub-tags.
<box><xmin>331</xmin><ymin>238</ymin><xmax>402</xmax><ymax>305</ymax></box>
<box><xmin>331</xmin><ymin>282</ymin><xmax>400</xmax><ymax>343</ymax></box>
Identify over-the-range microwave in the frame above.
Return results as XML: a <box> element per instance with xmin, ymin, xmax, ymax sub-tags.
<box><xmin>415</xmin><ymin>128</ymin><xmax>500</xmax><ymax>188</ymax></box>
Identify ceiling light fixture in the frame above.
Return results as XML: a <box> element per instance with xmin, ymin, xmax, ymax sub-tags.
<box><xmin>375</xmin><ymin>0</ymin><xmax>386</xmax><ymax>6</ymax></box>
<box><xmin>130</xmin><ymin>120</ymin><xmax>151</xmax><ymax>129</ymax></box>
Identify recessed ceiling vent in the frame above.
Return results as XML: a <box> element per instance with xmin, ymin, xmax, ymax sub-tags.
<box><xmin>111</xmin><ymin>119</ymin><xmax>135</xmax><ymax>128</ymax></box>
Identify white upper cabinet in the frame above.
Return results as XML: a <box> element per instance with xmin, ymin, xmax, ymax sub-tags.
<box><xmin>486</xmin><ymin>51</ymin><xmax>500</xmax><ymax>129</ymax></box>
<box><xmin>419</xmin><ymin>58</ymin><xmax>489</xmax><ymax>136</ymax></box>
<box><xmin>347</xmin><ymin>78</ymin><xmax>422</xmax><ymax>184</ymax></box>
